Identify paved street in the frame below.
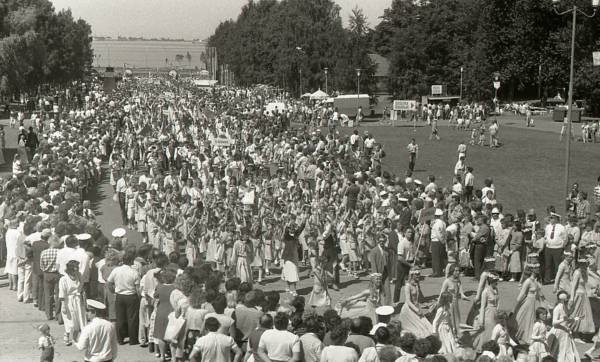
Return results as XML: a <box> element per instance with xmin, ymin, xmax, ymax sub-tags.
<box><xmin>0</xmin><ymin>116</ymin><xmax>594</xmax><ymax>361</ymax></box>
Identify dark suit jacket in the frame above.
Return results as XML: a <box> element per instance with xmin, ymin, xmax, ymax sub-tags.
<box><xmin>387</xmin><ymin>232</ymin><xmax>399</xmax><ymax>278</ymax></box>
<box><xmin>31</xmin><ymin>240</ymin><xmax>49</xmax><ymax>275</ymax></box>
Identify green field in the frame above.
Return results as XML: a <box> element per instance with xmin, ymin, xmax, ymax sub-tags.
<box><xmin>351</xmin><ymin>121</ymin><xmax>598</xmax><ymax>216</ymax></box>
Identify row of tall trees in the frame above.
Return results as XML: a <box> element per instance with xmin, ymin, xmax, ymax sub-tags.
<box><xmin>0</xmin><ymin>0</ymin><xmax>93</xmax><ymax>95</ymax></box>
<box><xmin>371</xmin><ymin>0</ymin><xmax>600</xmax><ymax>110</ymax></box>
<box><xmin>208</xmin><ymin>0</ymin><xmax>375</xmax><ymax>95</ymax></box>
<box><xmin>211</xmin><ymin>0</ymin><xmax>600</xmax><ymax>112</ymax></box>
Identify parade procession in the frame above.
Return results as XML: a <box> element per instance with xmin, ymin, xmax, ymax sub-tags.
<box><xmin>4</xmin><ymin>0</ymin><xmax>600</xmax><ymax>361</ymax></box>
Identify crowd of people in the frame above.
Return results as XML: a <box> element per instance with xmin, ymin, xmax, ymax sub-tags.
<box><xmin>2</xmin><ymin>74</ymin><xmax>600</xmax><ymax>362</ymax></box>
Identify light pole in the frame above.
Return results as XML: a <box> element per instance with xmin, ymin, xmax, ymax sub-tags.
<box><xmin>356</xmin><ymin>69</ymin><xmax>361</xmax><ymax>118</ymax></box>
<box><xmin>553</xmin><ymin>0</ymin><xmax>598</xmax><ymax>207</ymax></box>
<box><xmin>460</xmin><ymin>66</ymin><xmax>464</xmax><ymax>101</ymax></box>
<box><xmin>296</xmin><ymin>46</ymin><xmax>305</xmax><ymax>97</ymax></box>
<box><xmin>324</xmin><ymin>67</ymin><xmax>328</xmax><ymax>94</ymax></box>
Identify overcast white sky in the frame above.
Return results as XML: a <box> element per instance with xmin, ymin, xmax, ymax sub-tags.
<box><xmin>49</xmin><ymin>0</ymin><xmax>392</xmax><ymax>40</ymax></box>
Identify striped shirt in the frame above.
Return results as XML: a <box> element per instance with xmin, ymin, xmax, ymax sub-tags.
<box><xmin>40</xmin><ymin>247</ymin><xmax>59</xmax><ymax>273</ymax></box>
<box><xmin>594</xmin><ymin>185</ymin><xmax>600</xmax><ymax>204</ymax></box>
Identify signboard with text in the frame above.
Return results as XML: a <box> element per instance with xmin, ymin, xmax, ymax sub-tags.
<box><xmin>393</xmin><ymin>100</ymin><xmax>417</xmax><ymax>111</ymax></box>
<box><xmin>212</xmin><ymin>137</ymin><xmax>235</xmax><ymax>148</ymax></box>
<box><xmin>431</xmin><ymin>85</ymin><xmax>443</xmax><ymax>95</ymax></box>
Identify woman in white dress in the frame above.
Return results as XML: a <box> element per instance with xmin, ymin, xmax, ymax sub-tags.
<box><xmin>59</xmin><ymin>259</ymin><xmax>87</xmax><ymax>345</ymax></box>
<box><xmin>4</xmin><ymin>218</ymin><xmax>20</xmax><ymax>290</ymax></box>
<box><xmin>393</xmin><ymin>269</ymin><xmax>433</xmax><ymax>338</ymax></box>
<box><xmin>550</xmin><ymin>291</ymin><xmax>580</xmax><ymax>362</ymax></box>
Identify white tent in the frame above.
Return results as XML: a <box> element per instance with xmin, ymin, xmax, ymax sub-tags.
<box><xmin>310</xmin><ymin>89</ymin><xmax>328</xmax><ymax>100</ymax></box>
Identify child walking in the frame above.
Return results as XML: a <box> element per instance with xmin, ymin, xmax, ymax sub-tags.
<box><xmin>38</xmin><ymin>323</ymin><xmax>55</xmax><ymax>362</ymax></box>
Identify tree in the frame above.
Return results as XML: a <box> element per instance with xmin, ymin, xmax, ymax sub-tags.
<box><xmin>0</xmin><ymin>0</ymin><xmax>92</xmax><ymax>94</ymax></box>
<box><xmin>186</xmin><ymin>51</ymin><xmax>192</xmax><ymax>64</ymax></box>
<box><xmin>207</xmin><ymin>0</ymin><xmax>374</xmax><ymax>95</ymax></box>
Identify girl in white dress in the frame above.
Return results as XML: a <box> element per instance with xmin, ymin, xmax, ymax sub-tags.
<box><xmin>529</xmin><ymin>307</ymin><xmax>549</xmax><ymax>362</ymax></box>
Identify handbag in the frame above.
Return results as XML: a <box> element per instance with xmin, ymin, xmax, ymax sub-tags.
<box><xmin>164</xmin><ymin>312</ymin><xmax>186</xmax><ymax>344</ymax></box>
<box><xmin>112</xmin><ymin>193</ymin><xmax>118</xmax><ymax>203</ymax></box>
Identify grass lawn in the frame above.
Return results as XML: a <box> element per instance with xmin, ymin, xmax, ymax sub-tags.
<box><xmin>349</xmin><ymin>123</ymin><xmax>598</xmax><ymax>216</ymax></box>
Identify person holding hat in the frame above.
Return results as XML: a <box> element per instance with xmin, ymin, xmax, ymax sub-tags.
<box><xmin>75</xmin><ymin>299</ymin><xmax>118</xmax><ymax>362</ymax></box>
<box><xmin>569</xmin><ymin>258</ymin><xmax>595</xmax><ymax>339</ymax></box>
<box><xmin>543</xmin><ymin>212</ymin><xmax>566</xmax><ymax>284</ymax></box>
<box><xmin>59</xmin><ymin>259</ymin><xmax>87</xmax><ymax>345</ymax></box>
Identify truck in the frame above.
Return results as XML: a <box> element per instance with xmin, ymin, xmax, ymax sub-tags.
<box><xmin>333</xmin><ymin>94</ymin><xmax>370</xmax><ymax>118</ymax></box>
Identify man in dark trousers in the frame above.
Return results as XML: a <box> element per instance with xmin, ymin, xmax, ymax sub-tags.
<box><xmin>30</xmin><ymin>229</ymin><xmax>50</xmax><ymax>311</ymax></box>
<box><xmin>26</xmin><ymin>126</ymin><xmax>39</xmax><ymax>161</ymax></box>
<box><xmin>470</xmin><ymin>214</ymin><xmax>491</xmax><ymax>279</ymax></box>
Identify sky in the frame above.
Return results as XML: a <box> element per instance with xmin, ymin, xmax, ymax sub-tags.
<box><xmin>49</xmin><ymin>0</ymin><xmax>392</xmax><ymax>40</ymax></box>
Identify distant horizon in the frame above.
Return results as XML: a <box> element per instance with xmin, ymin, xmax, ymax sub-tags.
<box><xmin>50</xmin><ymin>0</ymin><xmax>392</xmax><ymax>40</ymax></box>
<box><xmin>93</xmin><ymin>36</ymin><xmax>208</xmax><ymax>42</ymax></box>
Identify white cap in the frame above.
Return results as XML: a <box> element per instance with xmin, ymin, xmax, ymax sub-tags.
<box><xmin>435</xmin><ymin>209</ymin><xmax>444</xmax><ymax>216</ymax></box>
<box><xmin>86</xmin><ymin>299</ymin><xmax>106</xmax><ymax>310</ymax></box>
<box><xmin>492</xmin><ymin>207</ymin><xmax>500</xmax><ymax>214</ymax></box>
<box><xmin>76</xmin><ymin>233</ymin><xmax>91</xmax><ymax>241</ymax></box>
<box><xmin>26</xmin><ymin>232</ymin><xmax>42</xmax><ymax>242</ymax></box>
<box><xmin>111</xmin><ymin>228</ymin><xmax>126</xmax><ymax>238</ymax></box>
<box><xmin>370</xmin><ymin>322</ymin><xmax>388</xmax><ymax>335</ymax></box>
<box><xmin>379</xmin><ymin>191</ymin><xmax>388</xmax><ymax>197</ymax></box>
<box><xmin>414</xmin><ymin>179</ymin><xmax>423</xmax><ymax>185</ymax></box>
<box><xmin>398</xmin><ymin>197</ymin><xmax>408</xmax><ymax>202</ymax></box>
<box><xmin>405</xmin><ymin>177</ymin><xmax>413</xmax><ymax>184</ymax></box>
<box><xmin>375</xmin><ymin>305</ymin><xmax>395</xmax><ymax>316</ymax></box>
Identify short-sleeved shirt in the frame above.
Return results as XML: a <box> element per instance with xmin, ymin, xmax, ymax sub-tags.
<box><xmin>192</xmin><ymin>332</ymin><xmax>238</xmax><ymax>362</ymax></box>
<box><xmin>258</xmin><ymin>329</ymin><xmax>301</xmax><ymax>361</ymax></box>
<box><xmin>107</xmin><ymin>264</ymin><xmax>140</xmax><ymax>295</ymax></box>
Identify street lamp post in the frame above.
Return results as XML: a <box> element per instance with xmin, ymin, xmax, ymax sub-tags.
<box><xmin>553</xmin><ymin>0</ymin><xmax>598</xmax><ymax>208</ymax></box>
<box><xmin>324</xmin><ymin>67</ymin><xmax>328</xmax><ymax>95</ymax></box>
<box><xmin>356</xmin><ymin>68</ymin><xmax>361</xmax><ymax>119</ymax></box>
<box><xmin>460</xmin><ymin>66</ymin><xmax>464</xmax><ymax>101</ymax></box>
<box><xmin>296</xmin><ymin>46</ymin><xmax>305</xmax><ymax>98</ymax></box>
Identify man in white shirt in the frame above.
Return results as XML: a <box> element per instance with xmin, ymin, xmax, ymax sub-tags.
<box><xmin>115</xmin><ymin>172</ymin><xmax>128</xmax><ymax>225</ymax></box>
<box><xmin>257</xmin><ymin>312</ymin><xmax>301</xmax><ymax>362</ymax></box>
<box><xmin>430</xmin><ymin>209</ymin><xmax>446</xmax><ymax>277</ymax></box>
<box><xmin>543</xmin><ymin>213</ymin><xmax>566</xmax><ymax>284</ymax></box>
<box><xmin>107</xmin><ymin>248</ymin><xmax>140</xmax><ymax>345</ymax></box>
<box><xmin>394</xmin><ymin>227</ymin><xmax>415</xmax><ymax>302</ymax></box>
<box><xmin>406</xmin><ymin>138</ymin><xmax>418</xmax><ymax>172</ymax></box>
<box><xmin>76</xmin><ymin>299</ymin><xmax>118</xmax><ymax>362</ymax></box>
<box><xmin>190</xmin><ymin>317</ymin><xmax>242</xmax><ymax>362</ymax></box>
<box><xmin>56</xmin><ymin>235</ymin><xmax>89</xmax><ymax>277</ymax></box>
<box><xmin>463</xmin><ymin>166</ymin><xmax>474</xmax><ymax>202</ymax></box>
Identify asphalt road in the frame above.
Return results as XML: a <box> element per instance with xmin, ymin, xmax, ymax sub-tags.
<box><xmin>0</xmin><ymin>115</ymin><xmax>595</xmax><ymax>361</ymax></box>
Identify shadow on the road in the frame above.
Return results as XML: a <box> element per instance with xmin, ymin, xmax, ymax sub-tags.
<box><xmin>87</xmin><ymin>166</ymin><xmax>111</xmax><ymax>217</ymax></box>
